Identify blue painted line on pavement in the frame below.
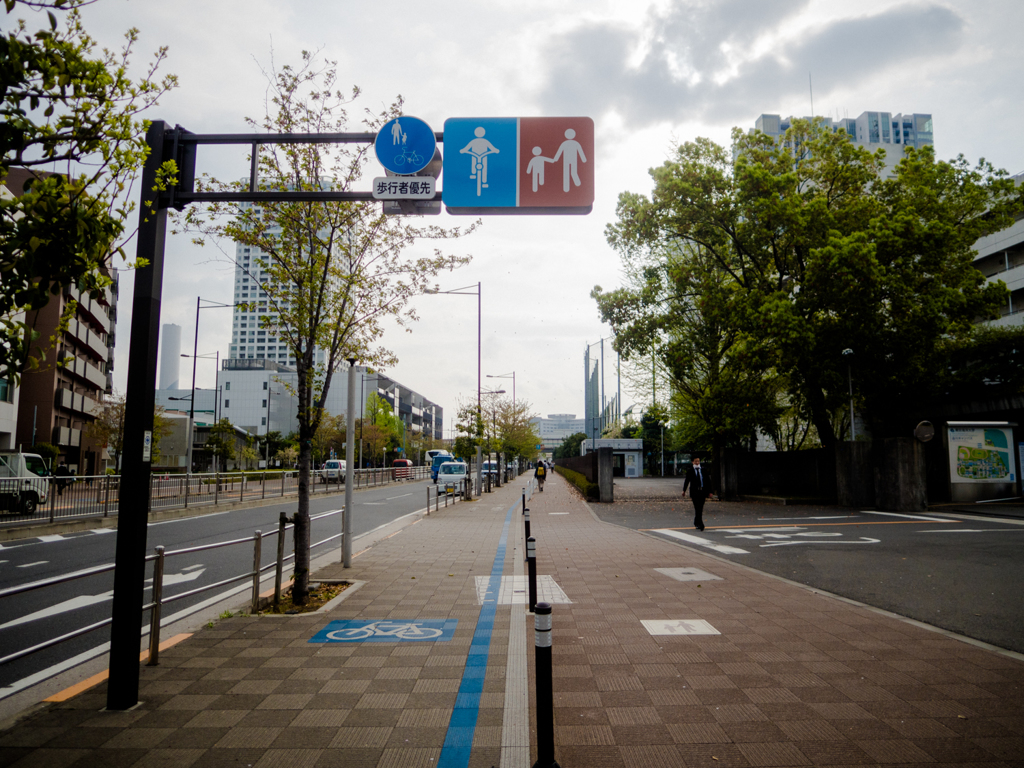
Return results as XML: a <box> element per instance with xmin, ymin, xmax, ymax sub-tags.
<box><xmin>437</xmin><ymin>499</ymin><xmax>516</xmax><ymax>768</ymax></box>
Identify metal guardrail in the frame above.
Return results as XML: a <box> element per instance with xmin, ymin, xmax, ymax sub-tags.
<box><xmin>0</xmin><ymin>466</ymin><xmax>529</xmax><ymax>670</ymax></box>
<box><xmin>0</xmin><ymin>465</ymin><xmax>432</xmax><ymax>528</ymax></box>
<box><xmin>0</xmin><ymin>509</ymin><xmax>344</xmax><ymax>669</ymax></box>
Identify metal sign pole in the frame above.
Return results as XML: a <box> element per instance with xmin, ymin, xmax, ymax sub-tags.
<box><xmin>107</xmin><ymin>121</ymin><xmax>169</xmax><ymax>710</ymax></box>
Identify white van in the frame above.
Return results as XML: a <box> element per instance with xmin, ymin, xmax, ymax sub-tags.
<box><xmin>319</xmin><ymin>459</ymin><xmax>346</xmax><ymax>484</ymax></box>
<box><xmin>436</xmin><ymin>461</ymin><xmax>468</xmax><ymax>494</ymax></box>
<box><xmin>0</xmin><ymin>451</ymin><xmax>50</xmax><ymax>515</ymax></box>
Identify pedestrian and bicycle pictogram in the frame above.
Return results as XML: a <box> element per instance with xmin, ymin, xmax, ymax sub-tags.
<box><xmin>309</xmin><ymin>618</ymin><xmax>458</xmax><ymax>643</ymax></box>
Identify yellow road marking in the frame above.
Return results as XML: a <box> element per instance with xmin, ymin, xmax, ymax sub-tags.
<box><xmin>44</xmin><ymin>633</ymin><xmax>193</xmax><ymax>702</ymax></box>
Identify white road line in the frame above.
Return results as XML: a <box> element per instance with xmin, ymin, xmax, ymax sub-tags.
<box><xmin>919</xmin><ymin>529</ymin><xmax>999</xmax><ymax>533</ymax></box>
<box><xmin>653</xmin><ymin>529</ymin><xmax>749</xmax><ymax>554</ymax></box>
<box><xmin>89</xmin><ymin>529</ymin><xmax>115</xmax><ymax>535</ymax></box>
<box><xmin>37</xmin><ymin>535</ymin><xmax>64</xmax><ymax>543</ymax></box>
<box><xmin>860</xmin><ymin>510</ymin><xmax>949</xmax><ymax>522</ymax></box>
<box><xmin>927</xmin><ymin>512</ymin><xmax>1024</xmax><ymax>526</ymax></box>
<box><xmin>385</xmin><ymin>493</ymin><xmax>412</xmax><ymax>500</ymax></box>
<box><xmin>16</xmin><ymin>561</ymin><xmax>47</xmax><ymax>568</ymax></box>
<box><xmin>149</xmin><ymin>510</ymin><xmax>230</xmax><ymax>526</ymax></box>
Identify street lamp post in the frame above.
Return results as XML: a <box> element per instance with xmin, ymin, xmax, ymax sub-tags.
<box><xmin>180</xmin><ymin>351</ymin><xmax>219</xmax><ymax>472</ymax></box>
<box><xmin>424</xmin><ymin>282</ymin><xmax>482</xmax><ymax>493</ymax></box>
<box><xmin>184</xmin><ymin>298</ymin><xmax>241</xmax><ymax>474</ymax></box>
<box><xmin>480</xmin><ymin>387</ymin><xmax>505</xmax><ymax>487</ymax></box>
<box><xmin>842</xmin><ymin>348</ymin><xmax>855</xmax><ymax>441</ymax></box>
<box><xmin>265</xmin><ymin>387</ymin><xmax>281</xmax><ymax>468</ymax></box>
<box><xmin>487</xmin><ymin>372</ymin><xmax>515</xmax><ymax>475</ymax></box>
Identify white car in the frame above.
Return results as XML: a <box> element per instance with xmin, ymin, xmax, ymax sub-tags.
<box><xmin>436</xmin><ymin>461</ymin><xmax>468</xmax><ymax>494</ymax></box>
<box><xmin>319</xmin><ymin>459</ymin><xmax>346</xmax><ymax>483</ymax></box>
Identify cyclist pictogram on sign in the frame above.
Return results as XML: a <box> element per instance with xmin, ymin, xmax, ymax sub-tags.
<box><xmin>442</xmin><ymin>117</ymin><xmax>594</xmax><ymax>214</ymax></box>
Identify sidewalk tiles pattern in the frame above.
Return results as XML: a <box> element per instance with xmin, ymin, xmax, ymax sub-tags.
<box><xmin>0</xmin><ymin>474</ymin><xmax>1022</xmax><ymax>767</ymax></box>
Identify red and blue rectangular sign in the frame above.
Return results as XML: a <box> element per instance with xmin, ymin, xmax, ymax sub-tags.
<box><xmin>442</xmin><ymin>117</ymin><xmax>593</xmax><ymax>214</ymax></box>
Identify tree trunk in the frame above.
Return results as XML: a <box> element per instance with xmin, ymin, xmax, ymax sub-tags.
<box><xmin>293</xmin><ymin>438</ymin><xmax>311</xmax><ymax>604</ymax></box>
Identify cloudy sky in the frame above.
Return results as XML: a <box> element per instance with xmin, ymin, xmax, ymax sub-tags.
<box><xmin>38</xmin><ymin>0</ymin><xmax>1024</xmax><ymax>428</ymax></box>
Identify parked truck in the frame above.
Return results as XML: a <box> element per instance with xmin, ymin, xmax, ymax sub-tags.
<box><xmin>0</xmin><ymin>451</ymin><xmax>51</xmax><ymax>515</ymax></box>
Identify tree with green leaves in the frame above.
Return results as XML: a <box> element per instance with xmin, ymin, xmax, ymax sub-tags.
<box><xmin>553</xmin><ymin>432</ymin><xmax>587</xmax><ymax>460</ymax></box>
<box><xmin>204</xmin><ymin>418</ymin><xmax>237</xmax><ymax>470</ymax></box>
<box><xmin>85</xmin><ymin>391</ymin><xmax>172</xmax><ymax>470</ymax></box>
<box><xmin>606</xmin><ymin>120</ymin><xmax>1022</xmax><ymax>448</ymax></box>
<box><xmin>180</xmin><ymin>54</ymin><xmax>475</xmax><ymax>604</ymax></box>
<box><xmin>1</xmin><ymin>0</ymin><xmax>176</xmax><ymax>380</ymax></box>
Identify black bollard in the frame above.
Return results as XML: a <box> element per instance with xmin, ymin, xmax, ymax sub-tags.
<box><xmin>527</xmin><ymin>536</ymin><xmax>537</xmax><ymax>613</ymax></box>
<box><xmin>524</xmin><ymin>507</ymin><xmax>531</xmax><ymax>552</ymax></box>
<box><xmin>532</xmin><ymin>602</ymin><xmax>560</xmax><ymax>768</ymax></box>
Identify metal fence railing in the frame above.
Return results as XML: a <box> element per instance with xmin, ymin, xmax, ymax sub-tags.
<box><xmin>0</xmin><ymin>508</ymin><xmax>344</xmax><ymax>669</ymax></box>
<box><xmin>0</xmin><ymin>465</ymin><xmax>433</xmax><ymax>528</ymax></box>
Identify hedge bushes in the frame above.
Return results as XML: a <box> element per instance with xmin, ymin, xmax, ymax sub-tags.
<box><xmin>553</xmin><ymin>465</ymin><xmax>599</xmax><ymax>501</ymax></box>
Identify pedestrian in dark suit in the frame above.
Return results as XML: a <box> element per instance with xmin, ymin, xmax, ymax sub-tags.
<box><xmin>683</xmin><ymin>456</ymin><xmax>711</xmax><ymax>531</ymax></box>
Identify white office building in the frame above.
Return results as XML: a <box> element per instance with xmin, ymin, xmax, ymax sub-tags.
<box><xmin>749</xmin><ymin>110</ymin><xmax>933</xmax><ymax>177</ymax></box>
<box><xmin>531</xmin><ymin>414</ymin><xmax>587</xmax><ymax>452</ymax></box>
<box><xmin>972</xmin><ymin>173</ymin><xmax>1024</xmax><ymax>327</ymax></box>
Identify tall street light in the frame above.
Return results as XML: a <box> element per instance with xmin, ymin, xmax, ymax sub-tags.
<box><xmin>265</xmin><ymin>386</ymin><xmax>281</xmax><ymax>468</ymax></box>
<box><xmin>480</xmin><ymin>387</ymin><xmax>505</xmax><ymax>479</ymax></box>
<box><xmin>487</xmin><ymin>372</ymin><xmax>515</xmax><ymax>472</ymax></box>
<box><xmin>185</xmin><ymin>297</ymin><xmax>241</xmax><ymax>474</ymax></box>
<box><xmin>424</xmin><ymin>282</ymin><xmax>482</xmax><ymax>493</ymax></box>
<box><xmin>180</xmin><ymin>351</ymin><xmax>219</xmax><ymax>472</ymax></box>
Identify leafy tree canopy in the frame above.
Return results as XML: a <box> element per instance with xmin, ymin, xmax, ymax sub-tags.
<box><xmin>1</xmin><ymin>0</ymin><xmax>176</xmax><ymax>380</ymax></box>
<box><xmin>603</xmin><ymin>120</ymin><xmax>1023</xmax><ymax>447</ymax></box>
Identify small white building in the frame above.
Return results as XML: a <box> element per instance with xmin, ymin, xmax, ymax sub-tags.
<box><xmin>581</xmin><ymin>438</ymin><xmax>644</xmax><ymax>478</ymax></box>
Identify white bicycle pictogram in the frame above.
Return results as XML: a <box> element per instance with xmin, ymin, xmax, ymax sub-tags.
<box><xmin>393</xmin><ymin>146</ymin><xmax>423</xmax><ymax>168</ymax></box>
<box><xmin>325</xmin><ymin>621</ymin><xmax>444</xmax><ymax>640</ymax></box>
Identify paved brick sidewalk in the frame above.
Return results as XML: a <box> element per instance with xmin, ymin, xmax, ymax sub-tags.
<box><xmin>0</xmin><ymin>482</ymin><xmax>534</xmax><ymax>768</ymax></box>
<box><xmin>528</xmin><ymin>473</ymin><xmax>1024</xmax><ymax>767</ymax></box>
<box><xmin>2</xmin><ymin>471</ymin><xmax>1023</xmax><ymax>768</ymax></box>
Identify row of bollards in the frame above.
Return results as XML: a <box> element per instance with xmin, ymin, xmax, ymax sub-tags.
<box><xmin>524</xmin><ymin>487</ymin><xmax>560</xmax><ymax>768</ymax></box>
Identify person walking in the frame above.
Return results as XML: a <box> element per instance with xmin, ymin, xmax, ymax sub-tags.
<box><xmin>54</xmin><ymin>462</ymin><xmax>71</xmax><ymax>497</ymax></box>
<box><xmin>534</xmin><ymin>461</ymin><xmax>546</xmax><ymax>492</ymax></box>
<box><xmin>682</xmin><ymin>455</ymin><xmax>711</xmax><ymax>531</ymax></box>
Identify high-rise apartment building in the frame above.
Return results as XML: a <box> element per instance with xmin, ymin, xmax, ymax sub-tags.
<box><xmin>3</xmin><ymin>169</ymin><xmax>118</xmax><ymax>474</ymax></box>
<box><xmin>749</xmin><ymin>110</ymin><xmax>933</xmax><ymax>176</ymax></box>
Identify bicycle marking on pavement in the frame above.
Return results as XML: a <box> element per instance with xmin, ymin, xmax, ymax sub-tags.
<box><xmin>310</xmin><ymin>619</ymin><xmax>458</xmax><ymax>643</ymax></box>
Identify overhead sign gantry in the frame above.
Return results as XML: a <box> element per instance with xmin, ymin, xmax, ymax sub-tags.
<box><xmin>107</xmin><ymin>115</ymin><xmax>594</xmax><ymax>711</ymax></box>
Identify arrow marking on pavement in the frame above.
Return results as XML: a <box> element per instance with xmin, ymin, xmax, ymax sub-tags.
<box><xmin>761</xmin><ymin>537</ymin><xmax>880</xmax><ymax>547</ymax></box>
<box><xmin>0</xmin><ymin>569</ymin><xmax>206</xmax><ymax>630</ymax></box>
<box><xmin>652</xmin><ymin>529</ymin><xmax>750</xmax><ymax>554</ymax></box>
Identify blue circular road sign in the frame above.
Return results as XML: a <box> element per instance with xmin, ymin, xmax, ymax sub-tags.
<box><xmin>375</xmin><ymin>116</ymin><xmax>436</xmax><ymax>175</ymax></box>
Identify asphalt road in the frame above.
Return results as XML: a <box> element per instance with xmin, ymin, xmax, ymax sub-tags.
<box><xmin>0</xmin><ymin>478</ymin><xmax>442</xmax><ymax>698</ymax></box>
<box><xmin>591</xmin><ymin>496</ymin><xmax>1024</xmax><ymax>655</ymax></box>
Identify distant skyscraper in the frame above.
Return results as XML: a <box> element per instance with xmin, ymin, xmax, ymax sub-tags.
<box><xmin>159</xmin><ymin>323</ymin><xmax>181</xmax><ymax>390</ymax></box>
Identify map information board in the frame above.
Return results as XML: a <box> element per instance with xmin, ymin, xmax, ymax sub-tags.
<box><xmin>948</xmin><ymin>426</ymin><xmax>1016</xmax><ymax>483</ymax></box>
